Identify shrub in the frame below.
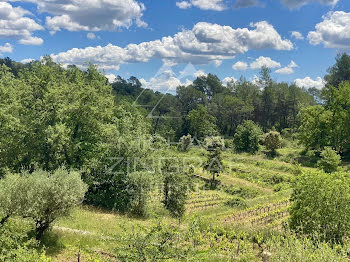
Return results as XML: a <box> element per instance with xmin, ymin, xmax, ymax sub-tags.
<box><xmin>126</xmin><ymin>172</ymin><xmax>153</xmax><ymax>217</ymax></box>
<box><xmin>0</xmin><ymin>220</ymin><xmax>50</xmax><ymax>262</ymax></box>
<box><xmin>289</xmin><ymin>171</ymin><xmax>350</xmax><ymax>244</ymax></box>
<box><xmin>317</xmin><ymin>147</ymin><xmax>341</xmax><ymax>173</ymax></box>
<box><xmin>224</xmin><ymin>185</ymin><xmax>259</xmax><ymax>199</ymax></box>
<box><xmin>225</xmin><ymin>196</ymin><xmax>247</xmax><ymax>208</ymax></box>
<box><xmin>178</xmin><ymin>134</ymin><xmax>193</xmax><ymax>152</ymax></box>
<box><xmin>162</xmin><ymin>159</ymin><xmax>194</xmax><ymax>218</ymax></box>
<box><xmin>264</xmin><ymin>131</ymin><xmax>282</xmax><ymax>154</ymax></box>
<box><xmin>203</xmin><ymin>137</ymin><xmax>225</xmax><ymax>185</ymax></box>
<box><xmin>0</xmin><ymin>168</ymin><xmax>87</xmax><ymax>240</ymax></box>
<box><xmin>233</xmin><ymin>121</ymin><xmax>263</xmax><ymax>154</ymax></box>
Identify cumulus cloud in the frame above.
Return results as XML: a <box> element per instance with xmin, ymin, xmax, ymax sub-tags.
<box><xmin>223</xmin><ymin>77</ymin><xmax>238</xmax><ymax>85</ymax></box>
<box><xmin>308</xmin><ymin>11</ymin><xmax>350</xmax><ymax>49</ymax></box>
<box><xmin>194</xmin><ymin>70</ymin><xmax>208</xmax><ymax>78</ymax></box>
<box><xmin>234</xmin><ymin>0</ymin><xmax>261</xmax><ymax>8</ymax></box>
<box><xmin>250</xmin><ymin>56</ymin><xmax>281</xmax><ymax>69</ymax></box>
<box><xmin>0</xmin><ymin>43</ymin><xmax>13</xmax><ymax>56</ymax></box>
<box><xmin>140</xmin><ymin>70</ymin><xmax>192</xmax><ymax>93</ymax></box>
<box><xmin>232</xmin><ymin>61</ymin><xmax>248</xmax><ymax>70</ymax></box>
<box><xmin>280</xmin><ymin>0</ymin><xmax>338</xmax><ymax>9</ymax></box>
<box><xmin>294</xmin><ymin>76</ymin><xmax>325</xmax><ymax>89</ymax></box>
<box><xmin>275</xmin><ymin>60</ymin><xmax>298</xmax><ymax>74</ymax></box>
<box><xmin>176</xmin><ymin>1</ymin><xmax>192</xmax><ymax>9</ymax></box>
<box><xmin>51</xmin><ymin>21</ymin><xmax>293</xmax><ymax>70</ymax></box>
<box><xmin>0</xmin><ymin>2</ymin><xmax>43</xmax><ymax>45</ymax></box>
<box><xmin>105</xmin><ymin>73</ymin><xmax>117</xmax><ymax>83</ymax></box>
<box><xmin>10</xmin><ymin>0</ymin><xmax>147</xmax><ymax>34</ymax></box>
<box><xmin>291</xmin><ymin>31</ymin><xmax>304</xmax><ymax>40</ymax></box>
<box><xmin>20</xmin><ymin>58</ymin><xmax>35</xmax><ymax>63</ymax></box>
<box><xmin>87</xmin><ymin>33</ymin><xmax>96</xmax><ymax>40</ymax></box>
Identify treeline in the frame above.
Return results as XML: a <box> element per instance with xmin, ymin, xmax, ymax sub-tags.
<box><xmin>112</xmin><ymin>68</ymin><xmax>317</xmax><ymax>140</ymax></box>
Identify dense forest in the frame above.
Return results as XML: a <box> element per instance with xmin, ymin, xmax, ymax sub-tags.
<box><xmin>0</xmin><ymin>54</ymin><xmax>350</xmax><ymax>261</ymax></box>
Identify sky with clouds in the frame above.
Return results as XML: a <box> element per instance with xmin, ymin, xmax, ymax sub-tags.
<box><xmin>0</xmin><ymin>0</ymin><xmax>349</xmax><ymax>92</ymax></box>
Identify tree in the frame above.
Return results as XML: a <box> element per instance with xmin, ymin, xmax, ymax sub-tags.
<box><xmin>0</xmin><ymin>169</ymin><xmax>87</xmax><ymax>240</ymax></box>
<box><xmin>317</xmin><ymin>147</ymin><xmax>341</xmax><ymax>173</ymax></box>
<box><xmin>126</xmin><ymin>172</ymin><xmax>153</xmax><ymax>217</ymax></box>
<box><xmin>178</xmin><ymin>134</ymin><xmax>193</xmax><ymax>152</ymax></box>
<box><xmin>233</xmin><ymin>121</ymin><xmax>263</xmax><ymax>154</ymax></box>
<box><xmin>289</xmin><ymin>171</ymin><xmax>350</xmax><ymax>244</ymax></box>
<box><xmin>204</xmin><ymin>136</ymin><xmax>225</xmax><ymax>185</ymax></box>
<box><xmin>264</xmin><ymin>131</ymin><xmax>282</xmax><ymax>155</ymax></box>
<box><xmin>324</xmin><ymin>53</ymin><xmax>350</xmax><ymax>88</ymax></box>
<box><xmin>162</xmin><ymin>159</ymin><xmax>193</xmax><ymax>218</ymax></box>
<box><xmin>297</xmin><ymin>105</ymin><xmax>332</xmax><ymax>151</ymax></box>
<box><xmin>185</xmin><ymin>105</ymin><xmax>217</xmax><ymax>139</ymax></box>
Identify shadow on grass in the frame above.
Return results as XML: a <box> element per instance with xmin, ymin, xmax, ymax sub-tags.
<box><xmin>40</xmin><ymin>231</ymin><xmax>65</xmax><ymax>256</ymax></box>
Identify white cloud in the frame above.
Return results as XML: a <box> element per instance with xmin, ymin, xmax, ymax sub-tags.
<box><xmin>140</xmin><ymin>70</ymin><xmax>192</xmax><ymax>93</ymax></box>
<box><xmin>194</xmin><ymin>70</ymin><xmax>207</xmax><ymax>78</ymax></box>
<box><xmin>275</xmin><ymin>60</ymin><xmax>298</xmax><ymax>74</ymax></box>
<box><xmin>51</xmin><ymin>21</ymin><xmax>293</xmax><ymax>70</ymax></box>
<box><xmin>11</xmin><ymin>0</ymin><xmax>147</xmax><ymax>34</ymax></box>
<box><xmin>308</xmin><ymin>11</ymin><xmax>350</xmax><ymax>49</ymax></box>
<box><xmin>20</xmin><ymin>58</ymin><xmax>35</xmax><ymax>63</ymax></box>
<box><xmin>232</xmin><ymin>61</ymin><xmax>248</xmax><ymax>70</ymax></box>
<box><xmin>0</xmin><ymin>2</ymin><xmax>43</xmax><ymax>45</ymax></box>
<box><xmin>105</xmin><ymin>73</ymin><xmax>117</xmax><ymax>83</ymax></box>
<box><xmin>291</xmin><ymin>31</ymin><xmax>304</xmax><ymax>40</ymax></box>
<box><xmin>275</xmin><ymin>67</ymin><xmax>294</xmax><ymax>74</ymax></box>
<box><xmin>294</xmin><ymin>76</ymin><xmax>325</xmax><ymax>89</ymax></box>
<box><xmin>223</xmin><ymin>77</ymin><xmax>238</xmax><ymax>85</ymax></box>
<box><xmin>250</xmin><ymin>56</ymin><xmax>281</xmax><ymax>69</ymax></box>
<box><xmin>0</xmin><ymin>43</ymin><xmax>13</xmax><ymax>56</ymax></box>
<box><xmin>280</xmin><ymin>0</ymin><xmax>338</xmax><ymax>9</ymax></box>
<box><xmin>176</xmin><ymin>1</ymin><xmax>192</xmax><ymax>9</ymax></box>
<box><xmin>87</xmin><ymin>33</ymin><xmax>96</xmax><ymax>40</ymax></box>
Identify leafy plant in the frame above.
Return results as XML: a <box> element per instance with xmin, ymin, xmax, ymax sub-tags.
<box><xmin>317</xmin><ymin>147</ymin><xmax>341</xmax><ymax>173</ymax></box>
<box><xmin>233</xmin><ymin>120</ymin><xmax>263</xmax><ymax>154</ymax></box>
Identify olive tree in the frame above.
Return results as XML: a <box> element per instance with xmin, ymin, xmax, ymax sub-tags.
<box><xmin>0</xmin><ymin>168</ymin><xmax>87</xmax><ymax>240</ymax></box>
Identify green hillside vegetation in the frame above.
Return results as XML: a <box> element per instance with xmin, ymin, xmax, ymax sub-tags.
<box><xmin>0</xmin><ymin>54</ymin><xmax>350</xmax><ymax>261</ymax></box>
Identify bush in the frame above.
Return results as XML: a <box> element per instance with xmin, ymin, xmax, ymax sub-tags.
<box><xmin>0</xmin><ymin>220</ymin><xmax>50</xmax><ymax>262</ymax></box>
<box><xmin>224</xmin><ymin>185</ymin><xmax>259</xmax><ymax>199</ymax></box>
<box><xmin>0</xmin><ymin>168</ymin><xmax>87</xmax><ymax>240</ymax></box>
<box><xmin>317</xmin><ymin>147</ymin><xmax>341</xmax><ymax>173</ymax></box>
<box><xmin>233</xmin><ymin>121</ymin><xmax>263</xmax><ymax>154</ymax></box>
<box><xmin>289</xmin><ymin>171</ymin><xmax>350</xmax><ymax>244</ymax></box>
<box><xmin>178</xmin><ymin>134</ymin><xmax>193</xmax><ymax>152</ymax></box>
<box><xmin>264</xmin><ymin>131</ymin><xmax>282</xmax><ymax>154</ymax></box>
<box><xmin>203</xmin><ymin>137</ymin><xmax>225</xmax><ymax>185</ymax></box>
<box><xmin>225</xmin><ymin>196</ymin><xmax>247</xmax><ymax>208</ymax></box>
<box><xmin>126</xmin><ymin>172</ymin><xmax>153</xmax><ymax>217</ymax></box>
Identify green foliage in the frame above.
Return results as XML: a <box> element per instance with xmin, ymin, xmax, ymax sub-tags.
<box><xmin>264</xmin><ymin>131</ymin><xmax>282</xmax><ymax>154</ymax></box>
<box><xmin>0</xmin><ymin>220</ymin><xmax>50</xmax><ymax>262</ymax></box>
<box><xmin>223</xmin><ymin>185</ymin><xmax>260</xmax><ymax>199</ymax></box>
<box><xmin>225</xmin><ymin>196</ymin><xmax>247</xmax><ymax>208</ymax></box>
<box><xmin>317</xmin><ymin>147</ymin><xmax>341</xmax><ymax>173</ymax></box>
<box><xmin>126</xmin><ymin>172</ymin><xmax>153</xmax><ymax>217</ymax></box>
<box><xmin>233</xmin><ymin>120</ymin><xmax>263</xmax><ymax>154</ymax></box>
<box><xmin>0</xmin><ymin>168</ymin><xmax>87</xmax><ymax>239</ymax></box>
<box><xmin>116</xmin><ymin>224</ymin><xmax>186</xmax><ymax>261</ymax></box>
<box><xmin>267</xmin><ymin>233</ymin><xmax>349</xmax><ymax>262</ymax></box>
<box><xmin>162</xmin><ymin>159</ymin><xmax>194</xmax><ymax>218</ymax></box>
<box><xmin>178</xmin><ymin>134</ymin><xmax>193</xmax><ymax>152</ymax></box>
<box><xmin>186</xmin><ymin>105</ymin><xmax>217</xmax><ymax>139</ymax></box>
<box><xmin>289</xmin><ymin>171</ymin><xmax>350</xmax><ymax>244</ymax></box>
<box><xmin>203</xmin><ymin>136</ymin><xmax>225</xmax><ymax>184</ymax></box>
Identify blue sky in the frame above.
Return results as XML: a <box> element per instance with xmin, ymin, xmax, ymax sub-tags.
<box><xmin>1</xmin><ymin>0</ymin><xmax>350</xmax><ymax>92</ymax></box>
